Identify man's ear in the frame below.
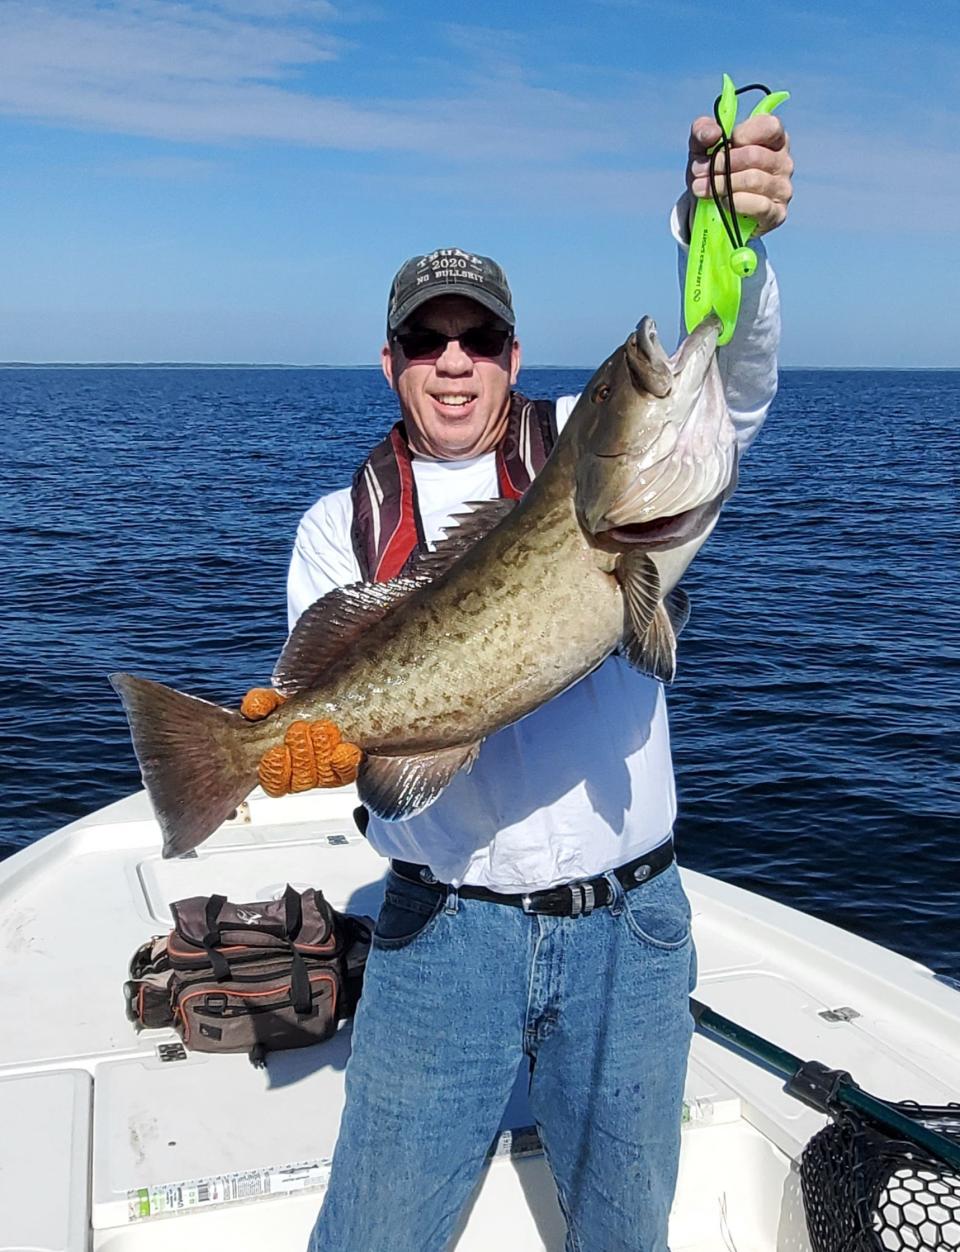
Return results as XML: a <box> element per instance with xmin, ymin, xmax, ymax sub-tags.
<box><xmin>509</xmin><ymin>337</ymin><xmax>521</xmax><ymax>386</ymax></box>
<box><xmin>381</xmin><ymin>341</ymin><xmax>397</xmax><ymax>390</ymax></box>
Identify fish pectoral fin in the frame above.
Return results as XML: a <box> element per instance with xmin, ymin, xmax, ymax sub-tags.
<box><xmin>621</xmin><ymin>601</ymin><xmax>680</xmax><ymax>684</ymax></box>
<box><xmin>664</xmin><ymin>586</ymin><xmax>691</xmax><ymax>636</ymax></box>
<box><xmin>357</xmin><ymin>742</ymin><xmax>483</xmax><ymax>822</ymax></box>
<box><xmin>616</xmin><ymin>551</ymin><xmax>661</xmax><ymax>638</ymax></box>
<box><xmin>273</xmin><ymin>577</ymin><xmax>429</xmax><ymax>697</ymax></box>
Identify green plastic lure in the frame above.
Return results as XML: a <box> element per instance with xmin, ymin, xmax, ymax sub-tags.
<box><xmin>683</xmin><ymin>74</ymin><xmax>789</xmax><ymax>346</ymax></box>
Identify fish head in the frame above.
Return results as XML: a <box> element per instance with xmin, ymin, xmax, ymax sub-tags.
<box><xmin>573</xmin><ymin>315</ymin><xmax>737</xmax><ymax>585</ymax></box>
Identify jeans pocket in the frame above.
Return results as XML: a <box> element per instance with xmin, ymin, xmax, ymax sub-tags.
<box><xmin>621</xmin><ymin>863</ymin><xmax>692</xmax><ymax>951</ymax></box>
<box><xmin>372</xmin><ymin>872</ymin><xmax>445</xmax><ymax>950</ymax></box>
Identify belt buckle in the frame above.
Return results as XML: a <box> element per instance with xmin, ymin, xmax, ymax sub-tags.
<box><xmin>521</xmin><ymin>892</ymin><xmax>558</xmax><ymax>916</ymax></box>
<box><xmin>522</xmin><ymin>882</ymin><xmax>598</xmax><ymax>917</ymax></box>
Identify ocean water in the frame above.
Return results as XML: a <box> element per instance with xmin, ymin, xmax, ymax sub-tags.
<box><xmin>2</xmin><ymin>366</ymin><xmax>958</xmax><ymax>980</ymax></box>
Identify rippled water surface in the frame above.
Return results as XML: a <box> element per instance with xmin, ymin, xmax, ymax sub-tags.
<box><xmin>3</xmin><ymin>367</ymin><xmax>958</xmax><ymax>978</ymax></box>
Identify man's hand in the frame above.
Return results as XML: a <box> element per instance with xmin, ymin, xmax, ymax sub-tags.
<box><xmin>686</xmin><ymin>113</ymin><xmax>793</xmax><ymax>237</ymax></box>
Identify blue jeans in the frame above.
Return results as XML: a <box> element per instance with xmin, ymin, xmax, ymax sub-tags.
<box><xmin>309</xmin><ymin>860</ymin><xmax>696</xmax><ymax>1252</ymax></box>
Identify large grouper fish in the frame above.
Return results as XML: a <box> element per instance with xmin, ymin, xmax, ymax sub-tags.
<box><xmin>112</xmin><ymin>314</ymin><xmax>737</xmax><ymax>858</ymax></box>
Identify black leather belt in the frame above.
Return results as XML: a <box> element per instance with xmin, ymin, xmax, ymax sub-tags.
<box><xmin>390</xmin><ymin>840</ymin><xmax>675</xmax><ymax>918</ymax></box>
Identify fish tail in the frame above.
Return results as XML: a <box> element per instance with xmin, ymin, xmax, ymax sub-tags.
<box><xmin>110</xmin><ymin>672</ymin><xmax>261</xmax><ymax>858</ymax></box>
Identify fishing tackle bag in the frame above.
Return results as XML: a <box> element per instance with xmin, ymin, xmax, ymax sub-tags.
<box><xmin>125</xmin><ymin>884</ymin><xmax>372</xmax><ymax>1062</ymax></box>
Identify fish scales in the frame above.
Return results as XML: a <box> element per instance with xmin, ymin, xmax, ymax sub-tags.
<box><xmin>279</xmin><ymin>443</ymin><xmax>625</xmax><ymax>754</ymax></box>
<box><xmin>111</xmin><ymin>314</ymin><xmax>738</xmax><ymax>856</ymax></box>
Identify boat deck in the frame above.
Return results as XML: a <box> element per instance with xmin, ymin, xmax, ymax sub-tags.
<box><xmin>3</xmin><ymin>788</ymin><xmax>958</xmax><ymax>1251</ymax></box>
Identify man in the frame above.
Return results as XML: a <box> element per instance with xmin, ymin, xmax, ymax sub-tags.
<box><xmin>290</xmin><ymin>113</ymin><xmax>793</xmax><ymax>1252</ymax></box>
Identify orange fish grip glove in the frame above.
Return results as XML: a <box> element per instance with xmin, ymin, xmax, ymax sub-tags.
<box><xmin>240</xmin><ymin>689</ymin><xmax>363</xmax><ymax>797</ymax></box>
<box><xmin>240</xmin><ymin>687</ymin><xmax>286</xmax><ymax>720</ymax></box>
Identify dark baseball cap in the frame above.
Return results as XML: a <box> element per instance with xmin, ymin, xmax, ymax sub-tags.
<box><xmin>387</xmin><ymin>247</ymin><xmax>515</xmax><ymax>333</ymax></box>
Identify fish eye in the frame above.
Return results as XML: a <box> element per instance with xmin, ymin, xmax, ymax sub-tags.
<box><xmin>592</xmin><ymin>383</ymin><xmax>611</xmax><ymax>403</ymax></box>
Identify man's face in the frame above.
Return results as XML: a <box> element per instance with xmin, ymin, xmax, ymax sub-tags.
<box><xmin>381</xmin><ymin>294</ymin><xmax>521</xmax><ymax>461</ymax></box>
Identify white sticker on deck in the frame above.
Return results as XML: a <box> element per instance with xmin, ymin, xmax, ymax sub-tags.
<box><xmin>127</xmin><ymin>1159</ymin><xmax>332</xmax><ymax>1220</ymax></box>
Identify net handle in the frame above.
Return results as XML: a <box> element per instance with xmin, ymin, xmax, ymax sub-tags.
<box><xmin>690</xmin><ymin>998</ymin><xmax>960</xmax><ymax>1170</ymax></box>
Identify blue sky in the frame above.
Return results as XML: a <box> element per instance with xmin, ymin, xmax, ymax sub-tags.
<box><xmin>0</xmin><ymin>0</ymin><xmax>956</xmax><ymax>366</ymax></box>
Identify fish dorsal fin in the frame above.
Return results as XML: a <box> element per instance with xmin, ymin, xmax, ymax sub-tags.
<box><xmin>616</xmin><ymin>550</ymin><xmax>661</xmax><ymax>639</ymax></box>
<box><xmin>273</xmin><ymin>501</ymin><xmax>514</xmax><ymax>698</ymax></box>
<box><xmin>357</xmin><ymin>742</ymin><xmax>483</xmax><ymax>821</ymax></box>
<box><xmin>621</xmin><ymin>588</ymin><xmax>691</xmax><ymax>684</ymax></box>
<box><xmin>411</xmin><ymin>498</ymin><xmax>516</xmax><ymax>578</ymax></box>
<box><xmin>273</xmin><ymin>577</ymin><xmax>428</xmax><ymax>697</ymax></box>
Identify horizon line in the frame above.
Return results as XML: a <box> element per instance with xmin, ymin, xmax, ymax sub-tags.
<box><xmin>2</xmin><ymin>362</ymin><xmax>958</xmax><ymax>372</ymax></box>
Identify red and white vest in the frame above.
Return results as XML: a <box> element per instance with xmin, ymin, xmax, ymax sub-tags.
<box><xmin>349</xmin><ymin>392</ymin><xmax>557</xmax><ymax>583</ymax></box>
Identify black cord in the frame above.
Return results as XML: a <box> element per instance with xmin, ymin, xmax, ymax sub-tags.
<box><xmin>709</xmin><ymin>83</ymin><xmax>771</xmax><ymax>251</ymax></box>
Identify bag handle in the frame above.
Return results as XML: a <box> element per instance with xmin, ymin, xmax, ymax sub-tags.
<box><xmin>203</xmin><ymin>894</ymin><xmax>227</xmax><ymax>947</ymax></box>
<box><xmin>283</xmin><ymin>884</ymin><xmax>303</xmax><ymax>939</ymax></box>
<box><xmin>200</xmin><ymin>895</ymin><xmax>232</xmax><ymax>980</ymax></box>
<box><xmin>290</xmin><ymin>951</ymin><xmax>312</xmax><ymax>1017</ymax></box>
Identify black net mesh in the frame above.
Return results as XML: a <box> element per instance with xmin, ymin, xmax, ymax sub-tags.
<box><xmin>800</xmin><ymin>1105</ymin><xmax>960</xmax><ymax>1252</ymax></box>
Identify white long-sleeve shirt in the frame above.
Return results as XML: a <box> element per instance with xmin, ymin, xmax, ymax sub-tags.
<box><xmin>287</xmin><ymin>211</ymin><xmax>781</xmax><ymax>891</ymax></box>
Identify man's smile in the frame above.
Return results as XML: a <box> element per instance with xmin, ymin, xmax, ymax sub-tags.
<box><xmin>431</xmin><ymin>393</ymin><xmax>478</xmax><ymax>414</ymax></box>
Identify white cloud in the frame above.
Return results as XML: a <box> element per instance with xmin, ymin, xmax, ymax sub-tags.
<box><xmin>337</xmin><ymin>163</ymin><xmax>683</xmax><ymax>220</ymax></box>
<box><xmin>0</xmin><ymin>1</ymin><xmax>342</xmax><ymax>86</ymax></box>
<box><xmin>0</xmin><ymin>2</ymin><xmax>682</xmax><ymax>159</ymax></box>
<box><xmin>0</xmin><ymin>3</ymin><xmax>955</xmax><ymax>239</ymax></box>
<box><xmin>204</xmin><ymin>1</ymin><xmax>337</xmax><ymax>15</ymax></box>
<box><xmin>100</xmin><ymin>154</ymin><xmax>225</xmax><ymax>179</ymax></box>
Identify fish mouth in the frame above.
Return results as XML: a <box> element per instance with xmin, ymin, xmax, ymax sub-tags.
<box><xmin>671</xmin><ymin>313</ymin><xmax>722</xmax><ymax>374</ymax></box>
<box><xmin>595</xmin><ymin>497</ymin><xmax>721</xmax><ymax>551</ymax></box>
<box><xmin>581</xmin><ymin>318</ymin><xmax>735</xmax><ymax>535</ymax></box>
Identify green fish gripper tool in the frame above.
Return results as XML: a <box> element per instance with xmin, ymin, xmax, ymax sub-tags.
<box><xmin>683</xmin><ymin>74</ymin><xmax>789</xmax><ymax>346</ymax></box>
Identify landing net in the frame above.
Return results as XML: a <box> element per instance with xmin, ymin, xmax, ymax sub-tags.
<box><xmin>801</xmin><ymin>1103</ymin><xmax>960</xmax><ymax>1252</ymax></box>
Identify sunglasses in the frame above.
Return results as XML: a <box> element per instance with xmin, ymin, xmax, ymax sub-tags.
<box><xmin>393</xmin><ymin>325</ymin><xmax>512</xmax><ymax>360</ymax></box>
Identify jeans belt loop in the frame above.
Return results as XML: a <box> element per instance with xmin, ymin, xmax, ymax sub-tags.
<box><xmin>443</xmin><ymin>886</ymin><xmax>460</xmax><ymax>915</ymax></box>
<box><xmin>603</xmin><ymin>870</ymin><xmax>625</xmax><ymax>916</ymax></box>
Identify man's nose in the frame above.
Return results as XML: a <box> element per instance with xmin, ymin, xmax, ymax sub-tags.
<box><xmin>435</xmin><ymin>337</ymin><xmax>472</xmax><ymax>372</ymax></box>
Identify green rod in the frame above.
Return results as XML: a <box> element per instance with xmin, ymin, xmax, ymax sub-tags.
<box><xmin>691</xmin><ymin>999</ymin><xmax>960</xmax><ymax>1171</ymax></box>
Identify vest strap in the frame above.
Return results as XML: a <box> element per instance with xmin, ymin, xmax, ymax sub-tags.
<box><xmin>351</xmin><ymin>392</ymin><xmax>556</xmax><ymax>583</ymax></box>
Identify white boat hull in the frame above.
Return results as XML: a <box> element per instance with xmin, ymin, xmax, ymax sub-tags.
<box><xmin>2</xmin><ymin>787</ymin><xmax>958</xmax><ymax>1251</ymax></box>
